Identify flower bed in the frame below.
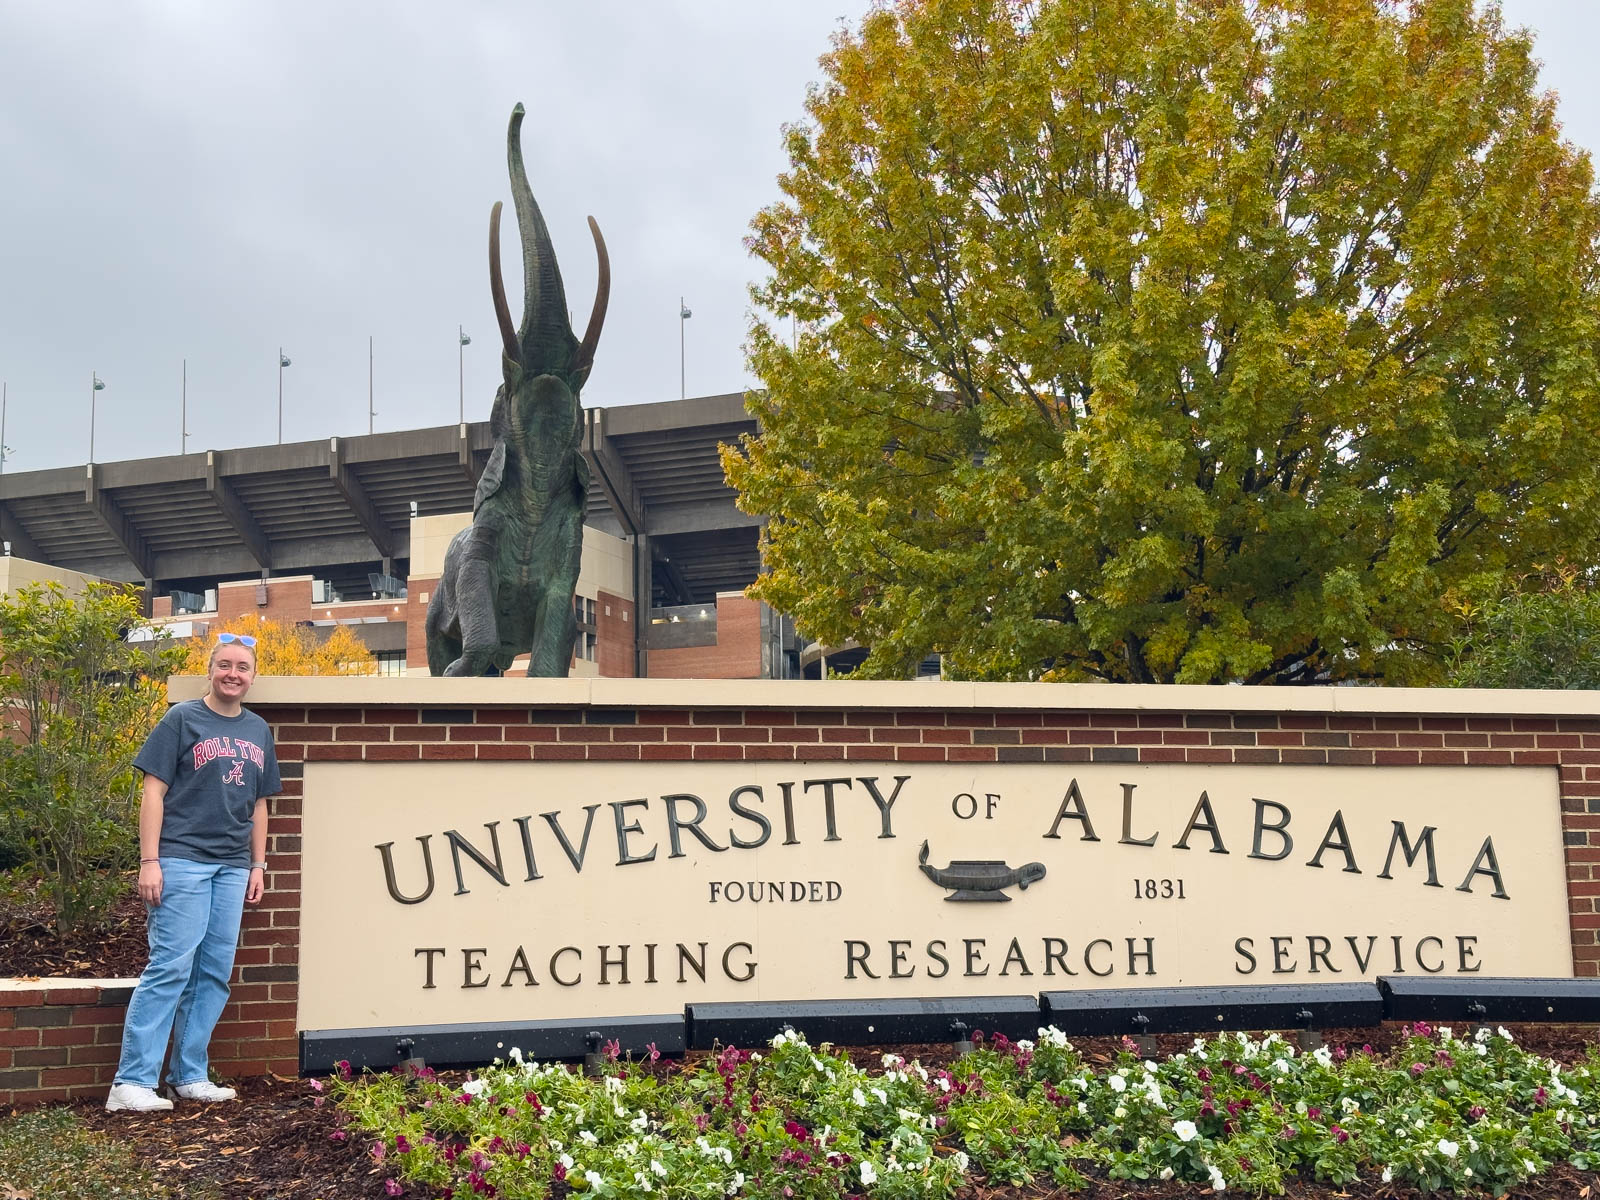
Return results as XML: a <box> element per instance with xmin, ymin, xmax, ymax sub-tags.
<box><xmin>329</xmin><ymin>1023</ymin><xmax>1600</xmax><ymax>1198</ymax></box>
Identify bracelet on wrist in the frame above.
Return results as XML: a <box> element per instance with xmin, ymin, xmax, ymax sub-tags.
<box><xmin>140</xmin><ymin>858</ymin><xmax>159</xmax><ymax>864</ymax></box>
<box><xmin>250</xmin><ymin>861</ymin><xmax>268</xmax><ymax>871</ymax></box>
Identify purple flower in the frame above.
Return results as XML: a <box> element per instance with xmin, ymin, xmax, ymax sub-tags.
<box><xmin>370</xmin><ymin>1142</ymin><xmax>386</xmax><ymax>1163</ymax></box>
<box><xmin>395</xmin><ymin>1135</ymin><xmax>412</xmax><ymax>1154</ymax></box>
<box><xmin>1469</xmin><ymin>1105</ymin><xmax>1487</xmax><ymax>1121</ymax></box>
<box><xmin>1332</xmin><ymin>1124</ymin><xmax>1349</xmax><ymax>1144</ymax></box>
<box><xmin>553</xmin><ymin>1162</ymin><xmax>567</xmax><ymax>1182</ymax></box>
<box><xmin>384</xmin><ymin>1181</ymin><xmax>403</xmax><ymax>1197</ymax></box>
<box><xmin>329</xmin><ymin>1130</ymin><xmax>348</xmax><ymax>1143</ymax></box>
<box><xmin>336</xmin><ymin>1059</ymin><xmax>352</xmax><ymax>1080</ymax></box>
<box><xmin>1410</xmin><ymin>1062</ymin><xmax>1426</xmax><ymax>1077</ymax></box>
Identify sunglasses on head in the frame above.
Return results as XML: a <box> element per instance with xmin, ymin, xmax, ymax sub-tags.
<box><xmin>217</xmin><ymin>633</ymin><xmax>258</xmax><ymax>648</ymax></box>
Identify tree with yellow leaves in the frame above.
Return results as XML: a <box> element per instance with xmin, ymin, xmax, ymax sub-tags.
<box><xmin>729</xmin><ymin>0</ymin><xmax>1600</xmax><ymax>684</ymax></box>
<box><xmin>179</xmin><ymin>619</ymin><xmax>378</xmax><ymax>676</ymax></box>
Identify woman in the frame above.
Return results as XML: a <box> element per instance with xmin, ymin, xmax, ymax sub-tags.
<box><xmin>106</xmin><ymin>631</ymin><xmax>281</xmax><ymax>1113</ymax></box>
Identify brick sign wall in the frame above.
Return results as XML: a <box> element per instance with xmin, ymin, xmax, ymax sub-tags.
<box><xmin>3</xmin><ymin>679</ymin><xmax>1598</xmax><ymax>1104</ymax></box>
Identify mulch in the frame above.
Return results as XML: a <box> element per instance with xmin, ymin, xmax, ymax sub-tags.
<box><xmin>0</xmin><ymin>879</ymin><xmax>148</xmax><ymax>978</ymax></box>
<box><xmin>11</xmin><ymin>885</ymin><xmax>1600</xmax><ymax>1197</ymax></box>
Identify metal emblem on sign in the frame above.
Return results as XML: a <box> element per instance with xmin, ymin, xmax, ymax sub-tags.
<box><xmin>917</xmin><ymin>840</ymin><xmax>1046</xmax><ymax>902</ymax></box>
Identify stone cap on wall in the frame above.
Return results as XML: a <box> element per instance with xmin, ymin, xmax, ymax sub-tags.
<box><xmin>166</xmin><ymin>675</ymin><xmax>1600</xmax><ymax>717</ymax></box>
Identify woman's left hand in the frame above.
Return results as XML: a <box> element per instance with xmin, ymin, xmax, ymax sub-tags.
<box><xmin>246</xmin><ymin>866</ymin><xmax>265</xmax><ymax>904</ymax></box>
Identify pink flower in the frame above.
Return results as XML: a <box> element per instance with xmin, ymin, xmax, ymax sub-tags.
<box><xmin>553</xmin><ymin>1162</ymin><xmax>567</xmax><ymax>1182</ymax></box>
<box><xmin>371</xmin><ymin>1142</ymin><xmax>386</xmax><ymax>1163</ymax></box>
<box><xmin>647</xmin><ymin>1041</ymin><xmax>661</xmax><ymax>1063</ymax></box>
<box><xmin>329</xmin><ymin>1130</ymin><xmax>348</xmax><ymax>1143</ymax></box>
<box><xmin>336</xmin><ymin>1059</ymin><xmax>352</xmax><ymax>1080</ymax></box>
<box><xmin>1410</xmin><ymin>1063</ymin><xmax>1426</xmax><ymax>1077</ymax></box>
<box><xmin>1469</xmin><ymin>1105</ymin><xmax>1487</xmax><ymax>1121</ymax></box>
<box><xmin>395</xmin><ymin>1135</ymin><xmax>411</xmax><ymax>1154</ymax></box>
<box><xmin>308</xmin><ymin>1078</ymin><xmax>324</xmax><ymax>1093</ymax></box>
<box><xmin>603</xmin><ymin>1038</ymin><xmax>622</xmax><ymax>1061</ymax></box>
<box><xmin>1332</xmin><ymin>1125</ymin><xmax>1349</xmax><ymax>1144</ymax></box>
<box><xmin>385</xmin><ymin>1181</ymin><xmax>403</xmax><ymax>1197</ymax></box>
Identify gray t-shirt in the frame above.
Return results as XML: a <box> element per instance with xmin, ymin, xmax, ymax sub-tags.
<box><xmin>134</xmin><ymin>698</ymin><xmax>282</xmax><ymax>867</ymax></box>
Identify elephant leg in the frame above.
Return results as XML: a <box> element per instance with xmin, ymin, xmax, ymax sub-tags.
<box><xmin>526</xmin><ymin>588</ymin><xmax>579</xmax><ymax>677</ymax></box>
<box><xmin>425</xmin><ymin>588</ymin><xmax>460</xmax><ymax>677</ymax></box>
<box><xmin>443</xmin><ymin>558</ymin><xmax>501</xmax><ymax>677</ymax></box>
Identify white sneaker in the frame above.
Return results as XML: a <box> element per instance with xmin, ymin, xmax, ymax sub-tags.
<box><xmin>174</xmin><ymin>1080</ymin><xmax>238</xmax><ymax>1102</ymax></box>
<box><xmin>105</xmin><ymin>1083</ymin><xmax>174</xmax><ymax>1112</ymax></box>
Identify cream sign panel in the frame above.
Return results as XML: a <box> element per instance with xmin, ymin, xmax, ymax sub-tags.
<box><xmin>298</xmin><ymin>762</ymin><xmax>1570</xmax><ymax>1031</ymax></box>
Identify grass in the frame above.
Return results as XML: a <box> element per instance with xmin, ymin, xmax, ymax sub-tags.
<box><xmin>0</xmin><ymin>1105</ymin><xmax>186</xmax><ymax>1200</ymax></box>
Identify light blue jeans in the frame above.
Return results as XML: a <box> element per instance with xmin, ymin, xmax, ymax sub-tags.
<box><xmin>114</xmin><ymin>857</ymin><xmax>249</xmax><ymax>1088</ymax></box>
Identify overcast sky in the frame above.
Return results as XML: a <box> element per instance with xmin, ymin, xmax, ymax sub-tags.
<box><xmin>0</xmin><ymin>1</ymin><xmax>1595</xmax><ymax>475</ymax></box>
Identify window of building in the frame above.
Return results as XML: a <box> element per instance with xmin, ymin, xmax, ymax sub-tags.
<box><xmin>374</xmin><ymin>650</ymin><xmax>406</xmax><ymax>676</ymax></box>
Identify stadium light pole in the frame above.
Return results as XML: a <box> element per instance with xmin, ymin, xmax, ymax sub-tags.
<box><xmin>89</xmin><ymin>372</ymin><xmax>106</xmax><ymax>461</ymax></box>
<box><xmin>278</xmin><ymin>348</ymin><xmax>292</xmax><ymax>444</ymax></box>
<box><xmin>679</xmin><ymin>299</ymin><xmax>692</xmax><ymax>400</ymax></box>
<box><xmin>458</xmin><ymin>326</ymin><xmax>471</xmax><ymax>423</ymax></box>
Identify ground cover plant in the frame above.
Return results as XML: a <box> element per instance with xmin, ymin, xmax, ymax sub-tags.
<box><xmin>0</xmin><ymin>1103</ymin><xmax>190</xmax><ymax>1199</ymax></box>
<box><xmin>330</xmin><ymin>1024</ymin><xmax>1600</xmax><ymax>1198</ymax></box>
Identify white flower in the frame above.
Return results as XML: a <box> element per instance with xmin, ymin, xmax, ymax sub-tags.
<box><xmin>1144</xmin><ymin>1060</ymin><xmax>1158</xmax><ymax>1074</ymax></box>
<box><xmin>726</xmin><ymin>1171</ymin><xmax>745</xmax><ymax>1195</ymax></box>
<box><xmin>1498</xmin><ymin>1026</ymin><xmax>1515</xmax><ymax>1042</ymax></box>
<box><xmin>1382</xmin><ymin>1168</ymin><xmax>1393</xmax><ymax>1183</ymax></box>
<box><xmin>871</xmin><ymin>1087</ymin><xmax>888</xmax><ymax>1104</ymax></box>
<box><xmin>1438</xmin><ymin>1026</ymin><xmax>1453</xmax><ymax>1041</ymax></box>
<box><xmin>604</xmin><ymin>1075</ymin><xmax>625</xmax><ymax>1094</ymax></box>
<box><xmin>579</xmin><ymin>1130</ymin><xmax>599</xmax><ymax>1146</ymax></box>
<box><xmin>1464</xmin><ymin>1168</ymin><xmax>1473</xmax><ymax>1178</ymax></box>
<box><xmin>1160</xmin><ymin>1167</ymin><xmax>1175</xmax><ymax>1180</ymax></box>
<box><xmin>954</xmin><ymin>1151</ymin><xmax>969</xmax><ymax>1172</ymax></box>
<box><xmin>852</xmin><ymin>1087</ymin><xmax>867</xmax><ymax>1106</ymax></box>
<box><xmin>1524</xmin><ymin>1159</ymin><xmax>1538</xmax><ymax>1172</ymax></box>
<box><xmin>560</xmin><ymin>1153</ymin><xmax>574</xmax><ymax>1170</ymax></box>
<box><xmin>1437</xmin><ymin>1139</ymin><xmax>1459</xmax><ymax>1159</ymax></box>
<box><xmin>860</xmin><ymin>1161</ymin><xmax>878</xmax><ymax>1185</ymax></box>
<box><xmin>651</xmin><ymin>1160</ymin><xmax>667</xmax><ymax>1177</ymax></box>
<box><xmin>584</xmin><ymin>1170</ymin><xmax>604</xmax><ymax>1189</ymax></box>
<box><xmin>1313</xmin><ymin>1046</ymin><xmax>1333</xmax><ymax>1067</ymax></box>
<box><xmin>1173</xmin><ymin>1120</ymin><xmax>1199</xmax><ymax>1142</ymax></box>
<box><xmin>1114</xmin><ymin>1105</ymin><xmax>1127</xmax><ymax>1118</ymax></box>
<box><xmin>1208</xmin><ymin>1163</ymin><xmax>1227</xmax><ymax>1192</ymax></box>
<box><xmin>1108</xmin><ymin>1074</ymin><xmax>1127</xmax><ymax>1093</ymax></box>
<box><xmin>461</xmin><ymin>1078</ymin><xmax>487</xmax><ymax>1096</ymax></box>
<box><xmin>508</xmin><ymin>1046</ymin><xmax>523</xmax><ymax>1065</ymax></box>
<box><xmin>1017</xmin><ymin>1039</ymin><xmax>1034</xmax><ymax>1052</ymax></box>
<box><xmin>936</xmin><ymin>1077</ymin><xmax>950</xmax><ymax>1093</ymax></box>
